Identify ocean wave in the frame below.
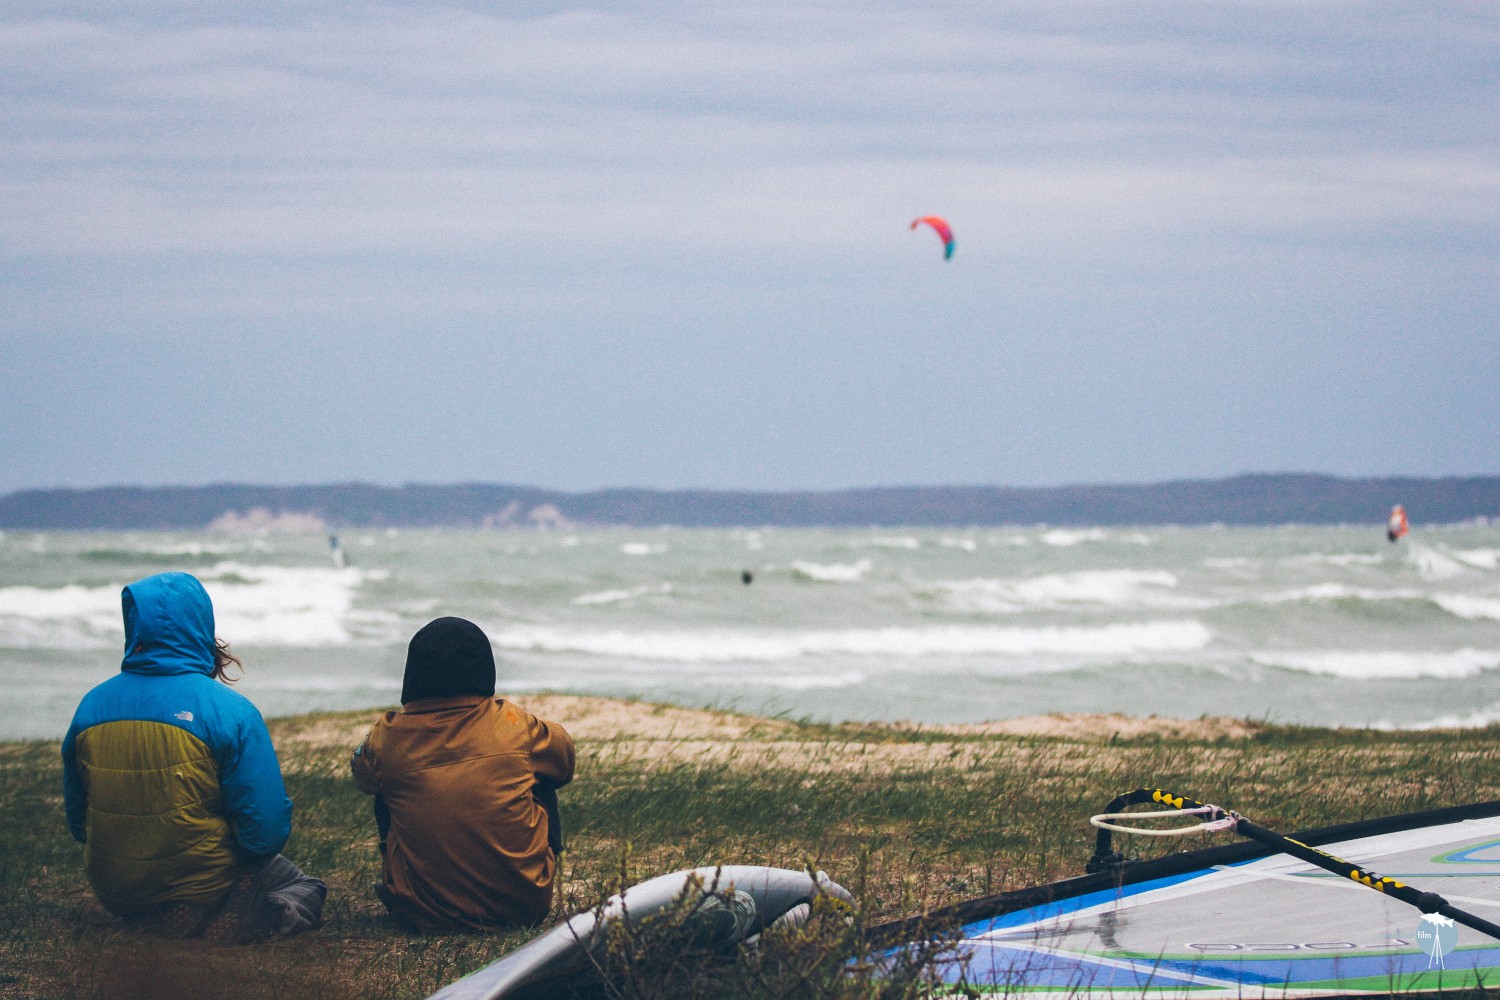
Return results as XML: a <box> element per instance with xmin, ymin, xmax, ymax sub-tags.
<box><xmin>1387</xmin><ymin>703</ymin><xmax>1500</xmax><ymax>729</ymax></box>
<box><xmin>1433</xmin><ymin>594</ymin><xmax>1500</xmax><ymax>622</ymax></box>
<box><xmin>1284</xmin><ymin>553</ymin><xmax>1385</xmax><ymax>567</ymax></box>
<box><xmin>0</xmin><ymin>583</ymin><xmax>121</xmax><ymax>621</ymax></box>
<box><xmin>1453</xmin><ymin>549</ymin><xmax>1500</xmax><ymax>571</ymax></box>
<box><xmin>487</xmin><ymin>620</ymin><xmax>1212</xmax><ymax>663</ymax></box>
<box><xmin>933</xmin><ymin>570</ymin><xmax>1203</xmax><ymax>613</ymax></box>
<box><xmin>572</xmin><ymin>584</ymin><xmax>673</xmax><ymax>606</ymax></box>
<box><xmin>756</xmin><ymin>669</ymin><xmax>867</xmax><ymax>691</ymax></box>
<box><xmin>1410</xmin><ymin>545</ymin><xmax>1468</xmax><ymax>580</ymax></box>
<box><xmin>202</xmin><ymin>562</ymin><xmax>376</xmax><ymax>646</ymax></box>
<box><xmin>938</xmin><ymin>537</ymin><xmax>977</xmax><ymax>552</ymax></box>
<box><xmin>1255</xmin><ymin>584</ymin><xmax>1424</xmax><ymax>604</ymax></box>
<box><xmin>0</xmin><ymin>562</ymin><xmax>378</xmax><ymax>649</ymax></box>
<box><xmin>791</xmin><ymin>559</ymin><xmax>871</xmax><ymax>583</ymax></box>
<box><xmin>858</xmin><ymin>536</ymin><xmax>920</xmax><ymax>550</ymax></box>
<box><xmin>247</xmin><ymin>675</ymin><xmax>403</xmax><ymax>693</ymax></box>
<box><xmin>1249</xmin><ymin>648</ymin><xmax>1500</xmax><ymax>679</ymax></box>
<box><xmin>81</xmin><ymin>540</ymin><xmax>261</xmax><ymax>563</ymax></box>
<box><xmin>619</xmin><ymin>542</ymin><xmax>668</xmax><ymax>556</ymax></box>
<box><xmin>1040</xmin><ymin>529</ymin><xmax>1108</xmax><ymax>547</ymax></box>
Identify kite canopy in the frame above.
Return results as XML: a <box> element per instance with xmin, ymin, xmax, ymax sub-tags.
<box><xmin>874</xmin><ymin>797</ymin><xmax>1500</xmax><ymax>997</ymax></box>
<box><xmin>910</xmin><ymin>215</ymin><xmax>954</xmax><ymax>259</ymax></box>
<box><xmin>1389</xmin><ymin>504</ymin><xmax>1410</xmax><ymax>541</ymax></box>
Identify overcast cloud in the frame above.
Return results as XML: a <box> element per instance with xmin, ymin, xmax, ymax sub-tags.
<box><xmin>3</xmin><ymin>2</ymin><xmax>1496</xmax><ymax>491</ymax></box>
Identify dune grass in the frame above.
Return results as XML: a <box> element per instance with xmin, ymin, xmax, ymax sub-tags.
<box><xmin>3</xmin><ymin>700</ymin><xmax>1500</xmax><ymax>999</ymax></box>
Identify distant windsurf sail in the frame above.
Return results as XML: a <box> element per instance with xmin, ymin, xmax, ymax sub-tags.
<box><xmin>874</xmin><ymin>799</ymin><xmax>1500</xmax><ymax>997</ymax></box>
<box><xmin>1388</xmin><ymin>505</ymin><xmax>1410</xmax><ymax>542</ymax></box>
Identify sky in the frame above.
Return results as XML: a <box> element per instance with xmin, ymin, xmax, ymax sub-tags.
<box><xmin>2</xmin><ymin>1</ymin><xmax>1497</xmax><ymax>493</ymax></box>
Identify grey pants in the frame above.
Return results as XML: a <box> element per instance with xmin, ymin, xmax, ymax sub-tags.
<box><xmin>135</xmin><ymin>854</ymin><xmax>327</xmax><ymax>945</ymax></box>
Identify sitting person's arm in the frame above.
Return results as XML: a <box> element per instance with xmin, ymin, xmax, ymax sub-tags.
<box><xmin>525</xmin><ymin>712</ymin><xmax>575</xmax><ymax>856</ymax></box>
<box><xmin>350</xmin><ymin>738</ymin><xmax>391</xmax><ymax>855</ymax></box>
<box><xmin>527</xmin><ymin>712</ymin><xmax>575</xmax><ymax>788</ymax></box>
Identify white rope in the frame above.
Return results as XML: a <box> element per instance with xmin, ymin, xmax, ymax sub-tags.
<box><xmin>1089</xmin><ymin>805</ymin><xmax>1239</xmax><ymax>836</ymax></box>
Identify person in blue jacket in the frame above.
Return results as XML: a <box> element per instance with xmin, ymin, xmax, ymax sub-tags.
<box><xmin>61</xmin><ymin>572</ymin><xmax>326</xmax><ymax>943</ymax></box>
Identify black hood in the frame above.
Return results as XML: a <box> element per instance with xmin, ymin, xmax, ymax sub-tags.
<box><xmin>401</xmin><ymin>617</ymin><xmax>496</xmax><ymax>704</ymax></box>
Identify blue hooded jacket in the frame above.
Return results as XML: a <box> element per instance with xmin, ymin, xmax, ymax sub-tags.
<box><xmin>61</xmin><ymin>572</ymin><xmax>293</xmax><ymax>913</ymax></box>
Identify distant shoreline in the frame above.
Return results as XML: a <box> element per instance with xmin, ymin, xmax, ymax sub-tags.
<box><xmin>2</xmin><ymin>473</ymin><xmax>1498</xmax><ymax>530</ymax></box>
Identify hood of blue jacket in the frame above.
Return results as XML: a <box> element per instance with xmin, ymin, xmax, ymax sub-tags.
<box><xmin>121</xmin><ymin>572</ymin><xmax>216</xmax><ymax>676</ymax></box>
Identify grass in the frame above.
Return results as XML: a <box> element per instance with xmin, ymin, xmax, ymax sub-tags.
<box><xmin>3</xmin><ymin>699</ymin><xmax>1500</xmax><ymax>999</ymax></box>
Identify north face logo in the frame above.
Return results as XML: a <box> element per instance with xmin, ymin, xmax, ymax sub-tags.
<box><xmin>175</xmin><ymin>711</ymin><xmax>194</xmax><ymax>722</ymax></box>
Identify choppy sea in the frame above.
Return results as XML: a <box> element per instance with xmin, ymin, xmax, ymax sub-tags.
<box><xmin>3</xmin><ymin>524</ymin><xmax>1499</xmax><ymax>740</ymax></box>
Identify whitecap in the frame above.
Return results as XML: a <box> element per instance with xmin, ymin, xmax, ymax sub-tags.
<box><xmin>1284</xmin><ymin>553</ymin><xmax>1384</xmax><ymax>567</ymax></box>
<box><xmin>0</xmin><ymin>583</ymin><xmax>123</xmax><ymax>648</ymax></box>
<box><xmin>1040</xmin><ymin>529</ymin><xmax>1107</xmax><ymax>547</ymax></box>
<box><xmin>933</xmin><ymin>570</ymin><xmax>1205</xmax><ymax>613</ymax></box>
<box><xmin>1453</xmin><ymin>549</ymin><xmax>1500</xmax><ymax>570</ymax></box>
<box><xmin>860</xmin><ymin>537</ymin><xmax>919</xmax><ymax>550</ymax></box>
<box><xmin>620</xmin><ymin>542</ymin><xmax>668</xmax><ymax>556</ymax></box>
<box><xmin>1385</xmin><ymin>703</ymin><xmax>1500</xmax><ymax>729</ymax></box>
<box><xmin>0</xmin><ymin>583</ymin><xmax>121</xmax><ymax>621</ymax></box>
<box><xmin>248</xmin><ymin>675</ymin><xmax>403</xmax><ymax>693</ymax></box>
<box><xmin>201</xmin><ymin>561</ymin><xmax>375</xmax><ymax>646</ymax></box>
<box><xmin>572</xmin><ymin>584</ymin><xmax>672</xmax><ymax>606</ymax></box>
<box><xmin>756</xmin><ymin>670</ymin><xmax>866</xmax><ymax>691</ymax></box>
<box><xmin>1256</xmin><ymin>584</ymin><xmax>1423</xmax><ymax>604</ymax></box>
<box><xmin>1410</xmin><ymin>545</ymin><xmax>1467</xmax><ymax>580</ymax></box>
<box><xmin>1249</xmin><ymin>648</ymin><xmax>1500</xmax><ymax>680</ymax></box>
<box><xmin>1433</xmin><ymin>594</ymin><xmax>1500</xmax><ymax>622</ymax></box>
<box><xmin>791</xmin><ymin>559</ymin><xmax>871</xmax><ymax>583</ymax></box>
<box><xmin>939</xmin><ymin>537</ymin><xmax>977</xmax><ymax>552</ymax></box>
<box><xmin>0</xmin><ymin>562</ymin><xmax>376</xmax><ymax>650</ymax></box>
<box><xmin>487</xmin><ymin>620</ymin><xmax>1212</xmax><ymax>663</ymax></box>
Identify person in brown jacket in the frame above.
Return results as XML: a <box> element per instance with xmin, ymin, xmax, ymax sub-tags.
<box><xmin>351</xmin><ymin>617</ymin><xmax>575</xmax><ymax>933</ymax></box>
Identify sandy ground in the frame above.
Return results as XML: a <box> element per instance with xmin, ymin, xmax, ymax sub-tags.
<box><xmin>273</xmin><ymin>693</ymin><xmax>1264</xmax><ymax>756</ymax></box>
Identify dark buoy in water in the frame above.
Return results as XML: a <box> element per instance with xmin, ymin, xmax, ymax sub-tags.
<box><xmin>741</xmin><ymin>569</ymin><xmax>753</xmax><ymax>585</ymax></box>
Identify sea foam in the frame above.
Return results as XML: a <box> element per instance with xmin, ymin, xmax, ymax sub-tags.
<box><xmin>934</xmin><ymin>570</ymin><xmax>1200</xmax><ymax>613</ymax></box>
<box><xmin>1250</xmin><ymin>648</ymin><xmax>1500</xmax><ymax>679</ymax></box>
<box><xmin>1410</xmin><ymin>545</ymin><xmax>1468</xmax><ymax>580</ymax></box>
<box><xmin>202</xmin><ymin>562</ymin><xmax>379</xmax><ymax>646</ymax></box>
<box><xmin>1433</xmin><ymin>594</ymin><xmax>1500</xmax><ymax>622</ymax></box>
<box><xmin>487</xmin><ymin>620</ymin><xmax>1212</xmax><ymax>663</ymax></box>
<box><xmin>572</xmin><ymin>584</ymin><xmax>673</xmax><ymax>606</ymax></box>
<box><xmin>1040</xmin><ymin>529</ymin><xmax>1108</xmax><ymax>546</ymax></box>
<box><xmin>620</xmin><ymin>542</ymin><xmax>668</xmax><ymax>556</ymax></box>
<box><xmin>791</xmin><ymin>559</ymin><xmax>872</xmax><ymax>583</ymax></box>
<box><xmin>0</xmin><ymin>563</ymin><xmax>378</xmax><ymax>649</ymax></box>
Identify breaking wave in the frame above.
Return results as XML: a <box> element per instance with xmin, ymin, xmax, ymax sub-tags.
<box><xmin>1453</xmin><ymin>549</ymin><xmax>1500</xmax><ymax>570</ymax></box>
<box><xmin>1433</xmin><ymin>594</ymin><xmax>1500</xmax><ymax>622</ymax></box>
<box><xmin>572</xmin><ymin>584</ymin><xmax>673</xmax><ymax>606</ymax></box>
<box><xmin>488</xmin><ymin>620</ymin><xmax>1212</xmax><ymax>663</ymax></box>
<box><xmin>932</xmin><ymin>570</ymin><xmax>1202</xmax><ymax>613</ymax></box>
<box><xmin>1250</xmin><ymin>648</ymin><xmax>1500</xmax><ymax>680</ymax></box>
<box><xmin>791</xmin><ymin>559</ymin><xmax>872</xmax><ymax>583</ymax></box>
<box><xmin>0</xmin><ymin>562</ymin><xmax>383</xmax><ymax>649</ymax></box>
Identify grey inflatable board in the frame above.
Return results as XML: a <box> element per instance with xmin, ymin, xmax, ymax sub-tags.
<box><xmin>426</xmin><ymin>866</ymin><xmax>853</xmax><ymax>1000</ymax></box>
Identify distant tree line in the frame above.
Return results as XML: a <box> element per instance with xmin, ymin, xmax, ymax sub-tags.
<box><xmin>0</xmin><ymin>474</ymin><xmax>1497</xmax><ymax>530</ymax></box>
